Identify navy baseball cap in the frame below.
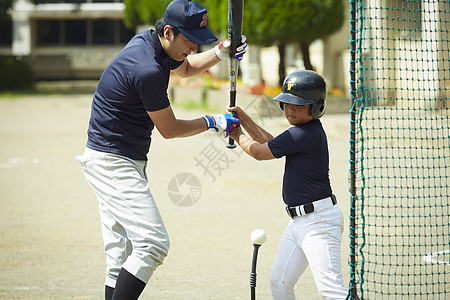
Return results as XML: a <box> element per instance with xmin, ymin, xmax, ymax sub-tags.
<box><xmin>163</xmin><ymin>0</ymin><xmax>217</xmax><ymax>45</ymax></box>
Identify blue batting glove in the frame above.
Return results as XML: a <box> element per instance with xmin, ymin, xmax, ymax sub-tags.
<box><xmin>203</xmin><ymin>113</ymin><xmax>241</xmax><ymax>137</ymax></box>
<box><xmin>225</xmin><ymin>114</ymin><xmax>241</xmax><ymax>138</ymax></box>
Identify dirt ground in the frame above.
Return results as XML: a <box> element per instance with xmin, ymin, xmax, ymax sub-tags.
<box><xmin>0</xmin><ymin>93</ymin><xmax>351</xmax><ymax>299</ymax></box>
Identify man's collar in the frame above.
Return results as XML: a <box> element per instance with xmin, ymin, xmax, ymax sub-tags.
<box><xmin>151</xmin><ymin>29</ymin><xmax>168</xmax><ymax>58</ymax></box>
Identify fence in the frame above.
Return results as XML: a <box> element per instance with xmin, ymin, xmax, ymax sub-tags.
<box><xmin>348</xmin><ymin>0</ymin><xmax>450</xmax><ymax>299</ymax></box>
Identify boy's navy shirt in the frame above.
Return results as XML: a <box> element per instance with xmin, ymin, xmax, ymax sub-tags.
<box><xmin>87</xmin><ymin>30</ymin><xmax>183</xmax><ymax>160</ymax></box>
<box><xmin>268</xmin><ymin>119</ymin><xmax>332</xmax><ymax>207</ymax></box>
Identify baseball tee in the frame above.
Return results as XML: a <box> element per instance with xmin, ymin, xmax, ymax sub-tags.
<box><xmin>268</xmin><ymin>119</ymin><xmax>332</xmax><ymax>207</ymax></box>
<box><xmin>87</xmin><ymin>30</ymin><xmax>183</xmax><ymax>160</ymax></box>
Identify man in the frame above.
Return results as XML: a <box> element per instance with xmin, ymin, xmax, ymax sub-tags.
<box><xmin>76</xmin><ymin>0</ymin><xmax>246</xmax><ymax>299</ymax></box>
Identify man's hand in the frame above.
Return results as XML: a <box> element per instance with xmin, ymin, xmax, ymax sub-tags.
<box><xmin>214</xmin><ymin>35</ymin><xmax>247</xmax><ymax>61</ymax></box>
<box><xmin>203</xmin><ymin>113</ymin><xmax>240</xmax><ymax>137</ymax></box>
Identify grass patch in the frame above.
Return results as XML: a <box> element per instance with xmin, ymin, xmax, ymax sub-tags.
<box><xmin>0</xmin><ymin>80</ymin><xmax>98</xmax><ymax>99</ymax></box>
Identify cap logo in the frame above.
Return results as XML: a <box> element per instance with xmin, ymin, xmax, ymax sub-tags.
<box><xmin>287</xmin><ymin>79</ymin><xmax>295</xmax><ymax>91</ymax></box>
<box><xmin>200</xmin><ymin>14</ymin><xmax>208</xmax><ymax>27</ymax></box>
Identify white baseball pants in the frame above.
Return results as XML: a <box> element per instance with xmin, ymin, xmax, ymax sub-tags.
<box><xmin>77</xmin><ymin>147</ymin><xmax>170</xmax><ymax>287</ymax></box>
<box><xmin>270</xmin><ymin>203</ymin><xmax>348</xmax><ymax>300</ymax></box>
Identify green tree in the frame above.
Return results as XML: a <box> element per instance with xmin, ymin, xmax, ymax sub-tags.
<box><xmin>123</xmin><ymin>0</ymin><xmax>172</xmax><ymax>29</ymax></box>
<box><xmin>197</xmin><ymin>0</ymin><xmax>227</xmax><ymax>39</ymax></box>
<box><xmin>123</xmin><ymin>0</ymin><xmax>344</xmax><ymax>86</ymax></box>
<box><xmin>244</xmin><ymin>0</ymin><xmax>344</xmax><ymax>85</ymax></box>
<box><xmin>123</xmin><ymin>0</ymin><xmax>227</xmax><ymax>39</ymax></box>
<box><xmin>0</xmin><ymin>0</ymin><xmax>13</xmax><ymax>26</ymax></box>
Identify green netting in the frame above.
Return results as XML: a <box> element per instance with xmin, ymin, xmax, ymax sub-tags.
<box><xmin>348</xmin><ymin>0</ymin><xmax>450</xmax><ymax>299</ymax></box>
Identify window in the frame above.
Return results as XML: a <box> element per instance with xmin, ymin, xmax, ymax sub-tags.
<box><xmin>35</xmin><ymin>18</ymin><xmax>134</xmax><ymax>47</ymax></box>
<box><xmin>36</xmin><ymin>20</ymin><xmax>61</xmax><ymax>45</ymax></box>
<box><xmin>34</xmin><ymin>0</ymin><xmax>81</xmax><ymax>3</ymax></box>
<box><xmin>93</xmin><ymin>20</ymin><xmax>114</xmax><ymax>44</ymax></box>
<box><xmin>0</xmin><ymin>19</ymin><xmax>12</xmax><ymax>46</ymax></box>
<box><xmin>119</xmin><ymin>21</ymin><xmax>135</xmax><ymax>44</ymax></box>
<box><xmin>65</xmin><ymin>20</ymin><xmax>87</xmax><ymax>45</ymax></box>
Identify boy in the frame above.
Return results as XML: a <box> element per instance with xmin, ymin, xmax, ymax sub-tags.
<box><xmin>228</xmin><ymin>70</ymin><xmax>348</xmax><ymax>299</ymax></box>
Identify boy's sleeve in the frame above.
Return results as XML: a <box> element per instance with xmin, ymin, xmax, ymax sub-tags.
<box><xmin>268</xmin><ymin>130</ymin><xmax>291</xmax><ymax>158</ymax></box>
<box><xmin>268</xmin><ymin>128</ymin><xmax>310</xmax><ymax>158</ymax></box>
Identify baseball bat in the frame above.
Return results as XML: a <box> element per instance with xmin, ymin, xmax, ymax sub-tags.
<box><xmin>226</xmin><ymin>0</ymin><xmax>244</xmax><ymax>149</ymax></box>
<box><xmin>250</xmin><ymin>244</ymin><xmax>260</xmax><ymax>300</ymax></box>
<box><xmin>250</xmin><ymin>229</ymin><xmax>265</xmax><ymax>300</ymax></box>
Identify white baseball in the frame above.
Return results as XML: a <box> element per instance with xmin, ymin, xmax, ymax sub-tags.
<box><xmin>251</xmin><ymin>229</ymin><xmax>266</xmax><ymax>245</ymax></box>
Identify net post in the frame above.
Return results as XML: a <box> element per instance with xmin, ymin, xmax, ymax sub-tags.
<box><xmin>348</xmin><ymin>0</ymin><xmax>359</xmax><ymax>299</ymax></box>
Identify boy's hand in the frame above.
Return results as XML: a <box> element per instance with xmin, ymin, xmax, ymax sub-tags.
<box><xmin>203</xmin><ymin>113</ymin><xmax>240</xmax><ymax>138</ymax></box>
<box><xmin>228</xmin><ymin>125</ymin><xmax>242</xmax><ymax>141</ymax></box>
<box><xmin>227</xmin><ymin>105</ymin><xmax>243</xmax><ymax>118</ymax></box>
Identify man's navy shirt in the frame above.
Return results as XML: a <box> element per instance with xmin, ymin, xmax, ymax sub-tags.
<box><xmin>268</xmin><ymin>120</ymin><xmax>332</xmax><ymax>207</ymax></box>
<box><xmin>87</xmin><ymin>30</ymin><xmax>183</xmax><ymax>160</ymax></box>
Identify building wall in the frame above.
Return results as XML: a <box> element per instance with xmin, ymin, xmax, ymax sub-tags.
<box><xmin>9</xmin><ymin>0</ymin><xmax>134</xmax><ymax>80</ymax></box>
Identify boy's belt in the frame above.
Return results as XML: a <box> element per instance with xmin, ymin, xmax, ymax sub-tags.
<box><xmin>286</xmin><ymin>194</ymin><xmax>337</xmax><ymax>218</ymax></box>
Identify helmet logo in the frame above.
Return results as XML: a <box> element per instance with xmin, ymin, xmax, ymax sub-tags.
<box><xmin>287</xmin><ymin>79</ymin><xmax>295</xmax><ymax>91</ymax></box>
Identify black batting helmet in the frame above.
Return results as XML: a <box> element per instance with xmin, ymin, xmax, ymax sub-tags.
<box><xmin>274</xmin><ymin>70</ymin><xmax>327</xmax><ymax>119</ymax></box>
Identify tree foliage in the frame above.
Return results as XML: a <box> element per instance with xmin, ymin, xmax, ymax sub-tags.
<box><xmin>244</xmin><ymin>0</ymin><xmax>344</xmax><ymax>83</ymax></box>
<box><xmin>197</xmin><ymin>0</ymin><xmax>227</xmax><ymax>39</ymax></box>
<box><xmin>124</xmin><ymin>0</ymin><xmax>343</xmax><ymax>45</ymax></box>
<box><xmin>0</xmin><ymin>0</ymin><xmax>13</xmax><ymax>26</ymax></box>
<box><xmin>0</xmin><ymin>56</ymin><xmax>34</xmax><ymax>91</ymax></box>
<box><xmin>244</xmin><ymin>0</ymin><xmax>344</xmax><ymax>44</ymax></box>
<box><xmin>123</xmin><ymin>0</ymin><xmax>345</xmax><ymax>84</ymax></box>
<box><xmin>123</xmin><ymin>0</ymin><xmax>227</xmax><ymax>38</ymax></box>
<box><xmin>123</xmin><ymin>0</ymin><xmax>172</xmax><ymax>29</ymax></box>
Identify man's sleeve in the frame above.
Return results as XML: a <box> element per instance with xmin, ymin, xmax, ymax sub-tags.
<box><xmin>132</xmin><ymin>67</ymin><xmax>170</xmax><ymax>112</ymax></box>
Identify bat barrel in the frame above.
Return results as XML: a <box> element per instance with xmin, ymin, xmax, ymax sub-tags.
<box><xmin>228</xmin><ymin>0</ymin><xmax>244</xmax><ymax>56</ymax></box>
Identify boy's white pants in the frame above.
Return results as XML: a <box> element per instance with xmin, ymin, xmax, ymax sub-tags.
<box><xmin>270</xmin><ymin>203</ymin><xmax>348</xmax><ymax>299</ymax></box>
<box><xmin>77</xmin><ymin>147</ymin><xmax>169</xmax><ymax>287</ymax></box>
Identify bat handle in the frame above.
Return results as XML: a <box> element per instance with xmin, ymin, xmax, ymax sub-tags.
<box><xmin>227</xmin><ymin>138</ymin><xmax>236</xmax><ymax>148</ymax></box>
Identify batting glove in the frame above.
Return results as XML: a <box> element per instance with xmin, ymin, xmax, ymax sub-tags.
<box><xmin>203</xmin><ymin>113</ymin><xmax>241</xmax><ymax>138</ymax></box>
<box><xmin>214</xmin><ymin>35</ymin><xmax>247</xmax><ymax>61</ymax></box>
